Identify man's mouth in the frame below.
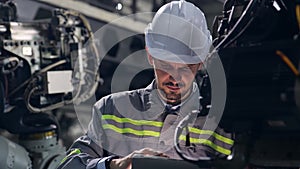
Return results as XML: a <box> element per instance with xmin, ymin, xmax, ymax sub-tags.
<box><xmin>163</xmin><ymin>82</ymin><xmax>183</xmax><ymax>90</ymax></box>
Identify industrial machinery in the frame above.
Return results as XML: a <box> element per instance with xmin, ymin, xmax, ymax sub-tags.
<box><xmin>0</xmin><ymin>0</ymin><xmax>100</xmax><ymax>168</ymax></box>
<box><xmin>212</xmin><ymin>0</ymin><xmax>300</xmax><ymax>168</ymax></box>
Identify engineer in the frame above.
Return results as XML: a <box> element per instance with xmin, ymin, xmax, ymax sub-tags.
<box><xmin>58</xmin><ymin>1</ymin><xmax>234</xmax><ymax>169</ymax></box>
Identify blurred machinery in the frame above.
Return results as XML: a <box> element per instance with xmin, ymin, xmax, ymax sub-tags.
<box><xmin>210</xmin><ymin>0</ymin><xmax>300</xmax><ymax>168</ymax></box>
<box><xmin>0</xmin><ymin>0</ymin><xmax>100</xmax><ymax>168</ymax></box>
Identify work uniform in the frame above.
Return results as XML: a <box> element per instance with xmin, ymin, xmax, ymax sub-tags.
<box><xmin>58</xmin><ymin>80</ymin><xmax>234</xmax><ymax>169</ymax></box>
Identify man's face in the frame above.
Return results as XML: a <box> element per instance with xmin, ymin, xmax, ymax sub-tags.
<box><xmin>148</xmin><ymin>55</ymin><xmax>202</xmax><ymax>105</ymax></box>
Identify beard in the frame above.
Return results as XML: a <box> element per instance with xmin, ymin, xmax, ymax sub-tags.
<box><xmin>164</xmin><ymin>91</ymin><xmax>181</xmax><ymax>105</ymax></box>
<box><xmin>159</xmin><ymin>82</ymin><xmax>185</xmax><ymax>105</ymax></box>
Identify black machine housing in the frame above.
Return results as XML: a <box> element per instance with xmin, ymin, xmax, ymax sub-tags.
<box><xmin>211</xmin><ymin>0</ymin><xmax>300</xmax><ymax>168</ymax></box>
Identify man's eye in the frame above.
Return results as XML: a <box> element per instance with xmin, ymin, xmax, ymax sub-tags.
<box><xmin>160</xmin><ymin>64</ymin><xmax>172</xmax><ymax>70</ymax></box>
<box><xmin>180</xmin><ymin>67</ymin><xmax>191</xmax><ymax>72</ymax></box>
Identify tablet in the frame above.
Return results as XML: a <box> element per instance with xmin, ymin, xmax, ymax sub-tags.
<box><xmin>132</xmin><ymin>155</ymin><xmax>212</xmax><ymax>169</ymax></box>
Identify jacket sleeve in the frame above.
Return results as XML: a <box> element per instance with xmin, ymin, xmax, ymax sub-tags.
<box><xmin>57</xmin><ymin>100</ymin><xmax>114</xmax><ymax>169</ymax></box>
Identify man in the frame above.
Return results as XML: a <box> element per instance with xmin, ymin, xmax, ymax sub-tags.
<box><xmin>58</xmin><ymin>1</ymin><xmax>233</xmax><ymax>169</ymax></box>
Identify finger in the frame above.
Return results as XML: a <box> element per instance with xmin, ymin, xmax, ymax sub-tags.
<box><xmin>156</xmin><ymin>153</ymin><xmax>170</xmax><ymax>158</ymax></box>
<box><xmin>134</xmin><ymin>148</ymin><xmax>169</xmax><ymax>157</ymax></box>
<box><xmin>139</xmin><ymin>148</ymin><xmax>159</xmax><ymax>155</ymax></box>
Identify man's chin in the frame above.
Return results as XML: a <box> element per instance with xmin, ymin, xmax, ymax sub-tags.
<box><xmin>158</xmin><ymin>89</ymin><xmax>182</xmax><ymax>103</ymax></box>
<box><xmin>166</xmin><ymin>99</ymin><xmax>181</xmax><ymax>105</ymax></box>
<box><xmin>165</xmin><ymin>95</ymin><xmax>181</xmax><ymax>104</ymax></box>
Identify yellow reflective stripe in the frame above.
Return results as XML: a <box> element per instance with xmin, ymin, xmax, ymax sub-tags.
<box><xmin>102</xmin><ymin>115</ymin><xmax>163</xmax><ymax>127</ymax></box>
<box><xmin>103</xmin><ymin>124</ymin><xmax>160</xmax><ymax>137</ymax></box>
<box><xmin>179</xmin><ymin>136</ymin><xmax>231</xmax><ymax>155</ymax></box>
<box><xmin>188</xmin><ymin>127</ymin><xmax>234</xmax><ymax>145</ymax></box>
<box><xmin>60</xmin><ymin>148</ymin><xmax>81</xmax><ymax>164</ymax></box>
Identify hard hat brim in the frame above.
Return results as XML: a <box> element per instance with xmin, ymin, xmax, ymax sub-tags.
<box><xmin>147</xmin><ymin>47</ymin><xmax>205</xmax><ymax>64</ymax></box>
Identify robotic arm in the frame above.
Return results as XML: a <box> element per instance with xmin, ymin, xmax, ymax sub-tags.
<box><xmin>0</xmin><ymin>1</ymin><xmax>100</xmax><ymax>168</ymax></box>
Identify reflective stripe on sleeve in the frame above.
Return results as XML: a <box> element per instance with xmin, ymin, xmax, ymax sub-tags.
<box><xmin>188</xmin><ymin>127</ymin><xmax>234</xmax><ymax>145</ymax></box>
<box><xmin>179</xmin><ymin>135</ymin><xmax>232</xmax><ymax>155</ymax></box>
<box><xmin>103</xmin><ymin>124</ymin><xmax>161</xmax><ymax>137</ymax></box>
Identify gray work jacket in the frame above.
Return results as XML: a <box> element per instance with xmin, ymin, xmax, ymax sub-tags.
<box><xmin>58</xmin><ymin>81</ymin><xmax>234</xmax><ymax>169</ymax></box>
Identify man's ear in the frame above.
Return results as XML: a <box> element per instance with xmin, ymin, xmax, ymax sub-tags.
<box><xmin>146</xmin><ymin>47</ymin><xmax>154</xmax><ymax>66</ymax></box>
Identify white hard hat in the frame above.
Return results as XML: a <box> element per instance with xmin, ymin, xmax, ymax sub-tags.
<box><xmin>145</xmin><ymin>0</ymin><xmax>212</xmax><ymax>64</ymax></box>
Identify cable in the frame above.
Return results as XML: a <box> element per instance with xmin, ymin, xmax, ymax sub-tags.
<box><xmin>24</xmin><ymin>69</ymin><xmax>99</xmax><ymax>112</ymax></box>
<box><xmin>0</xmin><ymin>82</ymin><xmax>4</xmax><ymax>115</ymax></box>
<box><xmin>62</xmin><ymin>10</ymin><xmax>100</xmax><ymax>62</ymax></box>
<box><xmin>0</xmin><ymin>57</ymin><xmax>20</xmax><ymax>74</ymax></box>
<box><xmin>4</xmin><ymin>74</ymin><xmax>8</xmax><ymax>102</ymax></box>
<box><xmin>206</xmin><ymin>0</ymin><xmax>257</xmax><ymax>62</ymax></box>
<box><xmin>174</xmin><ymin>111</ymin><xmax>196</xmax><ymax>161</ymax></box>
<box><xmin>276</xmin><ymin>50</ymin><xmax>300</xmax><ymax>76</ymax></box>
<box><xmin>222</xmin><ymin>17</ymin><xmax>254</xmax><ymax>48</ymax></box>
<box><xmin>296</xmin><ymin>5</ymin><xmax>300</xmax><ymax>30</ymax></box>
<box><xmin>8</xmin><ymin>60</ymin><xmax>67</xmax><ymax>97</ymax></box>
<box><xmin>25</xmin><ymin>86</ymin><xmax>73</xmax><ymax>113</ymax></box>
<box><xmin>12</xmin><ymin>10</ymin><xmax>100</xmax><ymax>111</ymax></box>
<box><xmin>61</xmin><ymin>10</ymin><xmax>100</xmax><ymax>105</ymax></box>
<box><xmin>174</xmin><ymin>110</ymin><xmax>212</xmax><ymax>162</ymax></box>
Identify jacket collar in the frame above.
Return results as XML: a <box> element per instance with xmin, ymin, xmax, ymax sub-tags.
<box><xmin>145</xmin><ymin>80</ymin><xmax>200</xmax><ymax>118</ymax></box>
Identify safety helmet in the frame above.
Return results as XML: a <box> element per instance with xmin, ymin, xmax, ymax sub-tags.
<box><xmin>145</xmin><ymin>0</ymin><xmax>212</xmax><ymax>64</ymax></box>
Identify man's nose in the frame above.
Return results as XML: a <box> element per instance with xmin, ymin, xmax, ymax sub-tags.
<box><xmin>168</xmin><ymin>70</ymin><xmax>181</xmax><ymax>82</ymax></box>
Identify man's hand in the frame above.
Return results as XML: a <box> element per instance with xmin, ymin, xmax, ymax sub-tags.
<box><xmin>109</xmin><ymin>148</ymin><xmax>169</xmax><ymax>169</ymax></box>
